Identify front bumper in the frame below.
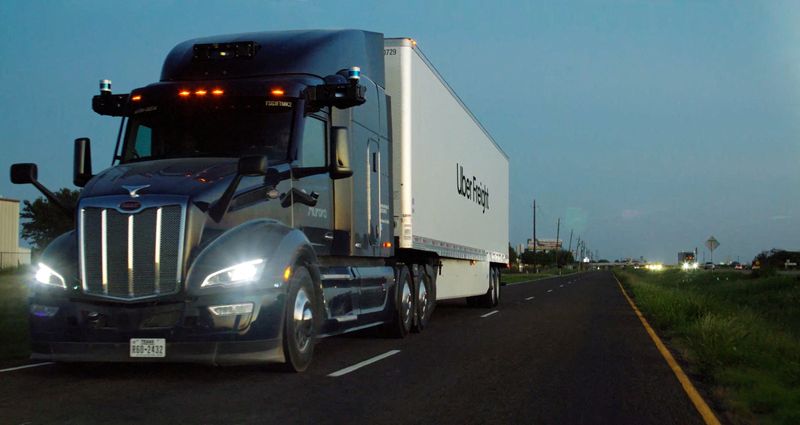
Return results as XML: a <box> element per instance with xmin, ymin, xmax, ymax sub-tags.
<box><xmin>31</xmin><ymin>339</ymin><xmax>283</xmax><ymax>365</ymax></box>
<box><xmin>28</xmin><ymin>288</ymin><xmax>287</xmax><ymax>365</ymax></box>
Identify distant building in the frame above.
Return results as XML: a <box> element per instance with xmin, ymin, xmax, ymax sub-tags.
<box><xmin>0</xmin><ymin>198</ymin><xmax>31</xmax><ymax>269</ymax></box>
<box><xmin>526</xmin><ymin>238</ymin><xmax>562</xmax><ymax>252</ymax></box>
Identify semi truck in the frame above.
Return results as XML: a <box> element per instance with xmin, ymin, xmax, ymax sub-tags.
<box><xmin>10</xmin><ymin>30</ymin><xmax>509</xmax><ymax>371</ymax></box>
<box><xmin>678</xmin><ymin>251</ymin><xmax>698</xmax><ymax>270</ymax></box>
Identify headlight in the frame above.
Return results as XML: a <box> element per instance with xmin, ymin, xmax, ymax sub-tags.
<box><xmin>201</xmin><ymin>259</ymin><xmax>265</xmax><ymax>287</ymax></box>
<box><xmin>34</xmin><ymin>263</ymin><xmax>66</xmax><ymax>289</ymax></box>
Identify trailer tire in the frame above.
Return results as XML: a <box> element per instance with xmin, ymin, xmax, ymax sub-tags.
<box><xmin>412</xmin><ymin>266</ymin><xmax>435</xmax><ymax>332</ymax></box>
<box><xmin>384</xmin><ymin>265</ymin><xmax>414</xmax><ymax>338</ymax></box>
<box><xmin>280</xmin><ymin>265</ymin><xmax>317</xmax><ymax>372</ymax></box>
<box><xmin>469</xmin><ymin>267</ymin><xmax>500</xmax><ymax>308</ymax></box>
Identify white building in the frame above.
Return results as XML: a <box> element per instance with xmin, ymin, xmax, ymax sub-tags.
<box><xmin>0</xmin><ymin>198</ymin><xmax>31</xmax><ymax>269</ymax></box>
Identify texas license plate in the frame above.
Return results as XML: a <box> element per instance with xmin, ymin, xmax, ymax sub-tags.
<box><xmin>129</xmin><ymin>338</ymin><xmax>166</xmax><ymax>358</ymax></box>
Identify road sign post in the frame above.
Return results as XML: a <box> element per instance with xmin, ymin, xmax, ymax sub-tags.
<box><xmin>705</xmin><ymin>236</ymin><xmax>720</xmax><ymax>269</ymax></box>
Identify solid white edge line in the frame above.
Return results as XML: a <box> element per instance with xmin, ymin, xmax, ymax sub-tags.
<box><xmin>0</xmin><ymin>362</ymin><xmax>55</xmax><ymax>373</ymax></box>
<box><xmin>480</xmin><ymin>310</ymin><xmax>499</xmax><ymax>318</ymax></box>
<box><xmin>328</xmin><ymin>350</ymin><xmax>401</xmax><ymax>377</ymax></box>
<box><xmin>525</xmin><ymin>296</ymin><xmax>535</xmax><ymax>300</ymax></box>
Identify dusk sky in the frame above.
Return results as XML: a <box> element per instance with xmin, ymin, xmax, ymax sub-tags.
<box><xmin>1</xmin><ymin>1</ymin><xmax>798</xmax><ymax>263</ymax></box>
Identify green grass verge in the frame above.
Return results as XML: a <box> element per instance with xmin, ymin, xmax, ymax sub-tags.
<box><xmin>0</xmin><ymin>268</ymin><xmax>30</xmax><ymax>362</ymax></box>
<box><xmin>615</xmin><ymin>269</ymin><xmax>800</xmax><ymax>425</ymax></box>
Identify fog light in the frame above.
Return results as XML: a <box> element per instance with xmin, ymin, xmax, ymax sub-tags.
<box><xmin>208</xmin><ymin>303</ymin><xmax>254</xmax><ymax>316</ymax></box>
<box><xmin>30</xmin><ymin>304</ymin><xmax>59</xmax><ymax>318</ymax></box>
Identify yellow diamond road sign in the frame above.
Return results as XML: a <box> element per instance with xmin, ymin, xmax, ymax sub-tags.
<box><xmin>705</xmin><ymin>236</ymin><xmax>719</xmax><ymax>252</ymax></box>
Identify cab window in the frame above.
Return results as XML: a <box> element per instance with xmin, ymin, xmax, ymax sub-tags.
<box><xmin>299</xmin><ymin>116</ymin><xmax>327</xmax><ymax>168</ymax></box>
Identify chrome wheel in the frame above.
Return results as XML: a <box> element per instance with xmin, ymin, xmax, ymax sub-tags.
<box><xmin>417</xmin><ymin>278</ymin><xmax>429</xmax><ymax>321</ymax></box>
<box><xmin>293</xmin><ymin>287</ymin><xmax>314</xmax><ymax>353</ymax></box>
<box><xmin>401</xmin><ymin>277</ymin><xmax>413</xmax><ymax>331</ymax></box>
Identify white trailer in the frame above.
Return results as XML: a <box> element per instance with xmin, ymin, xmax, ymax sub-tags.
<box><xmin>384</xmin><ymin>38</ymin><xmax>509</xmax><ymax>301</ymax></box>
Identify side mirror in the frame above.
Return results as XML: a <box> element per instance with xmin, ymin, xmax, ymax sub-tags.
<box><xmin>9</xmin><ymin>163</ymin><xmax>73</xmax><ymax>217</ymax></box>
<box><xmin>238</xmin><ymin>155</ymin><xmax>269</xmax><ymax>176</ymax></box>
<box><xmin>73</xmin><ymin>138</ymin><xmax>93</xmax><ymax>187</ymax></box>
<box><xmin>10</xmin><ymin>163</ymin><xmax>37</xmax><ymax>184</ymax></box>
<box><xmin>330</xmin><ymin>127</ymin><xmax>353</xmax><ymax>179</ymax></box>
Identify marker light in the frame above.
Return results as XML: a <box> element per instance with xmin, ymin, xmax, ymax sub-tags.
<box><xmin>195</xmin><ymin>89</ymin><xmax>207</xmax><ymax>96</ymax></box>
<box><xmin>179</xmin><ymin>90</ymin><xmax>191</xmax><ymax>97</ymax></box>
<box><xmin>283</xmin><ymin>266</ymin><xmax>292</xmax><ymax>282</ymax></box>
<box><xmin>382</xmin><ymin>241</ymin><xmax>392</xmax><ymax>248</ymax></box>
<box><xmin>131</xmin><ymin>95</ymin><xmax>142</xmax><ymax>102</ymax></box>
<box><xmin>212</xmin><ymin>89</ymin><xmax>224</xmax><ymax>96</ymax></box>
<box><xmin>271</xmin><ymin>88</ymin><xmax>285</xmax><ymax>96</ymax></box>
<box><xmin>35</xmin><ymin>263</ymin><xmax>66</xmax><ymax>289</ymax></box>
<box><xmin>31</xmin><ymin>304</ymin><xmax>59</xmax><ymax>318</ymax></box>
<box><xmin>202</xmin><ymin>259</ymin><xmax>265</xmax><ymax>287</ymax></box>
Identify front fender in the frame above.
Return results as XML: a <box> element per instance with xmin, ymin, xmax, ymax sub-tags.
<box><xmin>185</xmin><ymin>219</ymin><xmax>319</xmax><ymax>295</ymax></box>
<box><xmin>35</xmin><ymin>231</ymin><xmax>79</xmax><ymax>293</ymax></box>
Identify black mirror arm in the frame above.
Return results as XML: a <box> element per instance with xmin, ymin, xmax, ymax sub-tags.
<box><xmin>32</xmin><ymin>180</ymin><xmax>74</xmax><ymax>217</ymax></box>
<box><xmin>209</xmin><ymin>174</ymin><xmax>243</xmax><ymax>223</ymax></box>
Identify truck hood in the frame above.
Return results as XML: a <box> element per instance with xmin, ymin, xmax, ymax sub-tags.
<box><xmin>81</xmin><ymin>158</ymin><xmax>238</xmax><ymax>203</ymax></box>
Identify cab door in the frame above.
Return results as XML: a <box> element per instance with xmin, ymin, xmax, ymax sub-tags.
<box><xmin>292</xmin><ymin>114</ymin><xmax>333</xmax><ymax>255</ymax></box>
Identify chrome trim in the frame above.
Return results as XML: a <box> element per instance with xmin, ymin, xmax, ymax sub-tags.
<box><xmin>79</xmin><ymin>209</ymin><xmax>87</xmax><ymax>292</ymax></box>
<box><xmin>127</xmin><ymin>214</ymin><xmax>134</xmax><ymax>297</ymax></box>
<box><xmin>334</xmin><ymin>315</ymin><xmax>358</xmax><ymax>323</ymax></box>
<box><xmin>321</xmin><ymin>274</ymin><xmax>354</xmax><ymax>281</ymax></box>
<box><xmin>101</xmin><ymin>209</ymin><xmax>108</xmax><ymax>294</ymax></box>
<box><xmin>77</xmin><ymin>195</ymin><xmax>188</xmax><ymax>301</ymax></box>
<box><xmin>154</xmin><ymin>207</ymin><xmax>161</xmax><ymax>294</ymax></box>
<box><xmin>410</xmin><ymin>235</ymin><xmax>510</xmax><ymax>263</ymax></box>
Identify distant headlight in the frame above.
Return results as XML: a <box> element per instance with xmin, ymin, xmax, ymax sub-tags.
<box><xmin>34</xmin><ymin>263</ymin><xmax>66</xmax><ymax>289</ymax></box>
<box><xmin>201</xmin><ymin>259</ymin><xmax>265</xmax><ymax>287</ymax></box>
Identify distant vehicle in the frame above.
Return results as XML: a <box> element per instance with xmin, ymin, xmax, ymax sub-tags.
<box><xmin>704</xmin><ymin>262</ymin><xmax>715</xmax><ymax>270</ymax></box>
<box><xmin>678</xmin><ymin>251</ymin><xmax>698</xmax><ymax>270</ymax></box>
<box><xmin>734</xmin><ymin>263</ymin><xmax>744</xmax><ymax>270</ymax></box>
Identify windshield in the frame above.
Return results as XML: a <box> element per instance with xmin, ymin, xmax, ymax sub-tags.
<box><xmin>120</xmin><ymin>103</ymin><xmax>294</xmax><ymax>163</ymax></box>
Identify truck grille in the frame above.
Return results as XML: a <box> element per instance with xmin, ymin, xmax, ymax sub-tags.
<box><xmin>79</xmin><ymin>199</ymin><xmax>186</xmax><ymax>299</ymax></box>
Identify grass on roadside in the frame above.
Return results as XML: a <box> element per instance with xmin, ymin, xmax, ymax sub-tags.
<box><xmin>615</xmin><ymin>269</ymin><xmax>800</xmax><ymax>425</ymax></box>
<box><xmin>0</xmin><ymin>267</ymin><xmax>30</xmax><ymax>362</ymax></box>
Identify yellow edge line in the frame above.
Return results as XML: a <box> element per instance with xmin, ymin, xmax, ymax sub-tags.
<box><xmin>614</xmin><ymin>276</ymin><xmax>721</xmax><ymax>425</ymax></box>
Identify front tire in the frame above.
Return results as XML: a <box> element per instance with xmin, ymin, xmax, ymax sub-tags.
<box><xmin>281</xmin><ymin>265</ymin><xmax>317</xmax><ymax>372</ymax></box>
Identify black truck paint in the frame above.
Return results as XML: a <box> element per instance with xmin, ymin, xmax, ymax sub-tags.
<box><xmin>11</xmin><ymin>30</ymin><xmax>493</xmax><ymax>372</ymax></box>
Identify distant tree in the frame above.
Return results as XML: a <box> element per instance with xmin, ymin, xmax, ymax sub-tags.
<box><xmin>753</xmin><ymin>249</ymin><xmax>800</xmax><ymax>269</ymax></box>
<box><xmin>20</xmin><ymin>188</ymin><xmax>79</xmax><ymax>252</ymax></box>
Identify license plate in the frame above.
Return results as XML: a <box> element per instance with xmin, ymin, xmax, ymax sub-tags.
<box><xmin>129</xmin><ymin>338</ymin><xmax>166</xmax><ymax>358</ymax></box>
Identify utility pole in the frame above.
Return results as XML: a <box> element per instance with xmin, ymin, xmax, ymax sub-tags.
<box><xmin>555</xmin><ymin>217</ymin><xmax>561</xmax><ymax>274</ymax></box>
<box><xmin>532</xmin><ymin>199</ymin><xmax>537</xmax><ymax>255</ymax></box>
<box><xmin>532</xmin><ymin>199</ymin><xmax>537</xmax><ymax>273</ymax></box>
<box><xmin>567</xmin><ymin>229</ymin><xmax>573</xmax><ymax>264</ymax></box>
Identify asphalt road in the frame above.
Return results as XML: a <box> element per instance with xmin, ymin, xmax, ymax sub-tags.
<box><xmin>0</xmin><ymin>271</ymin><xmax>708</xmax><ymax>425</ymax></box>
